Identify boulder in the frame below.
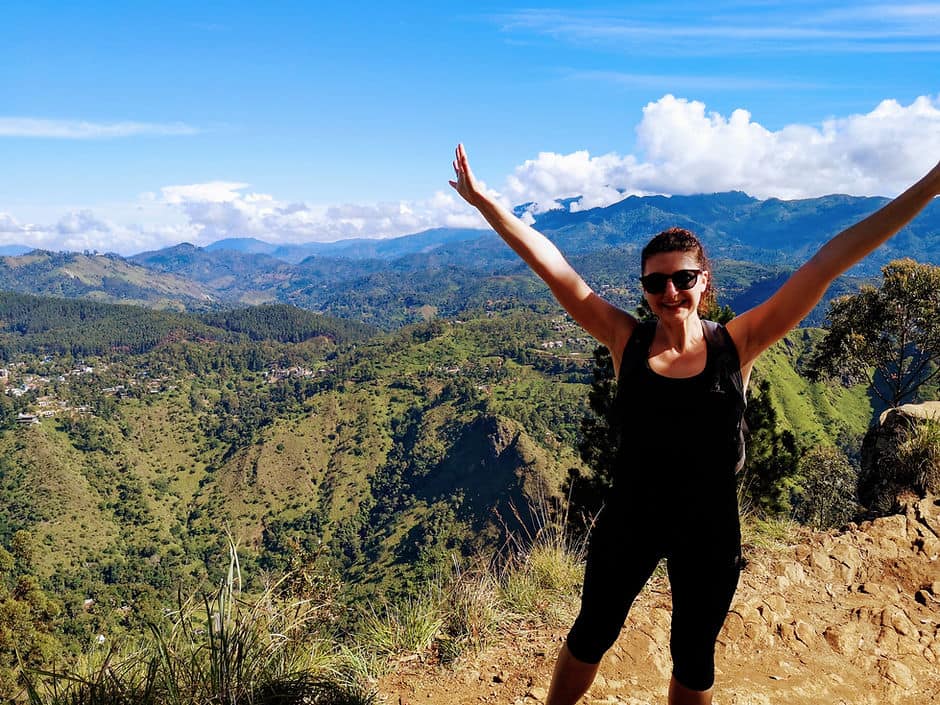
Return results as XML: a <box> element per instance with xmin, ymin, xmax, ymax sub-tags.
<box><xmin>861</xmin><ymin>404</ymin><xmax>940</xmax><ymax>515</ymax></box>
<box><xmin>879</xmin><ymin>659</ymin><xmax>916</xmax><ymax>690</ymax></box>
<box><xmin>824</xmin><ymin>624</ymin><xmax>858</xmax><ymax>655</ymax></box>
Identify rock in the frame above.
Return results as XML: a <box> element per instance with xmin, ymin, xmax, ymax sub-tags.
<box><xmin>862</xmin><ymin>407</ymin><xmax>940</xmax><ymax>513</ymax></box>
<box><xmin>829</xmin><ymin>542</ymin><xmax>863</xmax><ymax>583</ymax></box>
<box><xmin>877</xmin><ymin>626</ymin><xmax>901</xmax><ymax>652</ymax></box>
<box><xmin>882</xmin><ymin>606</ymin><xmax>917</xmax><ymax>637</ymax></box>
<box><xmin>736</xmin><ymin>605</ymin><xmax>765</xmax><ymax>641</ymax></box>
<box><xmin>783</xmin><ymin>562</ymin><xmax>806</xmax><ymax>585</ymax></box>
<box><xmin>930</xmin><ymin>581</ymin><xmax>940</xmax><ymax>596</ymax></box>
<box><xmin>793</xmin><ymin>545</ymin><xmax>811</xmax><ymax>562</ymax></box>
<box><xmin>758</xmin><ymin>603</ymin><xmax>780</xmax><ymax>628</ymax></box>
<box><xmin>794</xmin><ymin>620</ymin><xmax>816</xmax><ymax>645</ymax></box>
<box><xmin>722</xmin><ymin>612</ymin><xmax>746</xmax><ymax>642</ymax></box>
<box><xmin>880</xmin><ymin>659</ymin><xmax>916</xmax><ymax>689</ymax></box>
<box><xmin>914</xmin><ymin>496</ymin><xmax>940</xmax><ymax>536</ymax></box>
<box><xmin>650</xmin><ymin>607</ymin><xmax>670</xmax><ymax>628</ymax></box>
<box><xmin>824</xmin><ymin>624</ymin><xmax>857</xmax><ymax>655</ymax></box>
<box><xmin>809</xmin><ymin>550</ymin><xmax>832</xmax><ymax>573</ymax></box>
<box><xmin>764</xmin><ymin>594</ymin><xmax>791</xmax><ymax>619</ymax></box>
<box><xmin>526</xmin><ymin>687</ymin><xmax>548</xmax><ymax>702</ymax></box>
<box><xmin>915</xmin><ymin>536</ymin><xmax>940</xmax><ymax>559</ymax></box>
<box><xmin>593</xmin><ymin>674</ymin><xmax>607</xmax><ymax>688</ymax></box>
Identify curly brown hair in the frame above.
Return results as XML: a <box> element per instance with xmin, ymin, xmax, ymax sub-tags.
<box><xmin>640</xmin><ymin>227</ymin><xmax>715</xmax><ymax>315</ymax></box>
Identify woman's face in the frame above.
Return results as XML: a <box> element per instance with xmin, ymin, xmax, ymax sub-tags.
<box><xmin>642</xmin><ymin>250</ymin><xmax>708</xmax><ymax>322</ymax></box>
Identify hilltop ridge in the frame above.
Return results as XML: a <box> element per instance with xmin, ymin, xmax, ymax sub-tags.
<box><xmin>382</xmin><ymin>495</ymin><xmax>940</xmax><ymax>705</ymax></box>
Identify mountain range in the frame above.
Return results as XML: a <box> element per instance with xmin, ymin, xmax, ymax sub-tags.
<box><xmin>1</xmin><ymin>191</ymin><xmax>937</xmax><ymax>326</ymax></box>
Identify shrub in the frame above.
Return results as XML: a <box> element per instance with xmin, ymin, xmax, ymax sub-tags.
<box><xmin>793</xmin><ymin>445</ymin><xmax>859</xmax><ymax>529</ymax></box>
<box><xmin>21</xmin><ymin>542</ymin><xmax>374</xmax><ymax>705</ymax></box>
<box><xmin>896</xmin><ymin>417</ymin><xmax>940</xmax><ymax>496</ymax></box>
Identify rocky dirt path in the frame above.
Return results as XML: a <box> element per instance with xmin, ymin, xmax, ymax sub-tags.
<box><xmin>379</xmin><ymin>496</ymin><xmax>940</xmax><ymax>705</ymax></box>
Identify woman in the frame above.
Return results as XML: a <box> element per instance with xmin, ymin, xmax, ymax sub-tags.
<box><xmin>449</xmin><ymin>143</ymin><xmax>940</xmax><ymax>705</ymax></box>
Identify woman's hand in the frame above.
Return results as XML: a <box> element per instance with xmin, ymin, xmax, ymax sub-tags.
<box><xmin>449</xmin><ymin>143</ymin><xmax>485</xmax><ymax>208</ymax></box>
<box><xmin>445</xmin><ymin>143</ymin><xmax>635</xmax><ymax>363</ymax></box>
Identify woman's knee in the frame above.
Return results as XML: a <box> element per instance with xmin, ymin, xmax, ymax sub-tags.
<box><xmin>565</xmin><ymin>613</ymin><xmax>622</xmax><ymax>664</ymax></box>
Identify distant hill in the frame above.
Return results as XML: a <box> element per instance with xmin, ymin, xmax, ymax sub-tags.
<box><xmin>204</xmin><ymin>238</ymin><xmax>278</xmax><ymax>256</ymax></box>
<box><xmin>204</xmin><ymin>228</ymin><xmax>493</xmax><ymax>263</ymax></box>
<box><xmin>1</xmin><ymin>193</ymin><xmax>936</xmax><ymax>326</ymax></box>
<box><xmin>0</xmin><ymin>249</ymin><xmax>215</xmax><ymax>309</ymax></box>
<box><xmin>0</xmin><ymin>291</ymin><xmax>377</xmax><ymax>356</ymax></box>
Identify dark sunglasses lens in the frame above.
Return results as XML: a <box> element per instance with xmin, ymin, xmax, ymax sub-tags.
<box><xmin>672</xmin><ymin>270</ymin><xmax>699</xmax><ymax>290</ymax></box>
<box><xmin>641</xmin><ymin>273</ymin><xmax>668</xmax><ymax>293</ymax></box>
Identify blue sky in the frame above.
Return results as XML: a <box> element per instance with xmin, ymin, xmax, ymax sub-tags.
<box><xmin>2</xmin><ymin>1</ymin><xmax>939</xmax><ymax>253</ymax></box>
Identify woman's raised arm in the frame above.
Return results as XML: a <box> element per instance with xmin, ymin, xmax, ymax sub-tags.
<box><xmin>727</xmin><ymin>159</ymin><xmax>940</xmax><ymax>377</ymax></box>
<box><xmin>450</xmin><ymin>144</ymin><xmax>634</xmax><ymax>355</ymax></box>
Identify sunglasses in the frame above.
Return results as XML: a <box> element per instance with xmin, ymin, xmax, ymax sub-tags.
<box><xmin>639</xmin><ymin>269</ymin><xmax>703</xmax><ymax>294</ymax></box>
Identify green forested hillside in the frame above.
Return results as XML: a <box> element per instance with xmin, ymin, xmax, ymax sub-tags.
<box><xmin>0</xmin><ymin>293</ymin><xmax>886</xmax><ymax>698</ymax></box>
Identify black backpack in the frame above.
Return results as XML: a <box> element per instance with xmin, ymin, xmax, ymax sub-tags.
<box><xmin>618</xmin><ymin>319</ymin><xmax>748</xmax><ymax>473</ymax></box>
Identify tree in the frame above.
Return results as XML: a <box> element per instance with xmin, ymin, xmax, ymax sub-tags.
<box><xmin>808</xmin><ymin>259</ymin><xmax>940</xmax><ymax>408</ymax></box>
<box><xmin>793</xmin><ymin>444</ymin><xmax>859</xmax><ymax>529</ymax></box>
<box><xmin>738</xmin><ymin>378</ymin><xmax>801</xmax><ymax>517</ymax></box>
<box><xmin>566</xmin><ymin>346</ymin><xmax>621</xmax><ymax>530</ymax></box>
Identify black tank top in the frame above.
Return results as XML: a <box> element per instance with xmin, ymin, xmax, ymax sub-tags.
<box><xmin>612</xmin><ymin>320</ymin><xmax>746</xmax><ymax>504</ymax></box>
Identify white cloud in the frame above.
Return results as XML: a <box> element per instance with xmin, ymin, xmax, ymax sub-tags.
<box><xmin>0</xmin><ymin>118</ymin><xmax>198</xmax><ymax>139</ymax></box>
<box><xmin>6</xmin><ymin>93</ymin><xmax>939</xmax><ymax>254</ymax></box>
<box><xmin>152</xmin><ymin>182</ymin><xmax>491</xmax><ymax>248</ymax></box>
<box><xmin>161</xmin><ymin>182</ymin><xmax>250</xmax><ymax>204</ymax></box>
<box><xmin>505</xmin><ymin>93</ymin><xmax>940</xmax><ymax>215</ymax></box>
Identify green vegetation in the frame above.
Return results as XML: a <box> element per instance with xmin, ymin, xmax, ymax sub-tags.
<box><xmin>809</xmin><ymin>259</ymin><xmax>940</xmax><ymax>409</ymax></box>
<box><xmin>22</xmin><ymin>544</ymin><xmax>374</xmax><ymax>705</ymax></box>
<box><xmin>0</xmin><ymin>287</ymin><xmax>892</xmax><ymax>700</ymax></box>
<box><xmin>896</xmin><ymin>416</ymin><xmax>940</xmax><ymax>495</ymax></box>
<box><xmin>792</xmin><ymin>445</ymin><xmax>860</xmax><ymax>529</ymax></box>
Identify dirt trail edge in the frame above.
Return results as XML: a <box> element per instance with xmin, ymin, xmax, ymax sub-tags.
<box><xmin>380</xmin><ymin>495</ymin><xmax>940</xmax><ymax>705</ymax></box>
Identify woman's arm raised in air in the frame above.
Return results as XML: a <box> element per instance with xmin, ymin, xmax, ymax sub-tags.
<box><xmin>727</xmin><ymin>159</ymin><xmax>940</xmax><ymax>378</ymax></box>
<box><xmin>449</xmin><ymin>143</ymin><xmax>635</xmax><ymax>356</ymax></box>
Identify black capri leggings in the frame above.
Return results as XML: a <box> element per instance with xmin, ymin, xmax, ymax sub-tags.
<box><xmin>566</xmin><ymin>498</ymin><xmax>742</xmax><ymax>692</ymax></box>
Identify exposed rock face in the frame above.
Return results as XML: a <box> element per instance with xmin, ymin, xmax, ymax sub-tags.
<box><xmin>860</xmin><ymin>402</ymin><xmax>940</xmax><ymax>515</ymax></box>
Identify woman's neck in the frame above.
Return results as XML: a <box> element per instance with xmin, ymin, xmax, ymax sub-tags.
<box><xmin>656</xmin><ymin>314</ymin><xmax>704</xmax><ymax>353</ymax></box>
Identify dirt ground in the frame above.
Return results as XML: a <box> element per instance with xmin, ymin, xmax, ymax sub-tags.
<box><xmin>379</xmin><ymin>496</ymin><xmax>940</xmax><ymax>705</ymax></box>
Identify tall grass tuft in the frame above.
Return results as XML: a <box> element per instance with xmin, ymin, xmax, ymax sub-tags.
<box><xmin>496</xmin><ymin>489</ymin><xmax>586</xmax><ymax>624</ymax></box>
<box><xmin>358</xmin><ymin>586</ymin><xmax>446</xmax><ymax>666</ymax></box>
<box><xmin>21</xmin><ymin>541</ymin><xmax>375</xmax><ymax>705</ymax></box>
<box><xmin>897</xmin><ymin>416</ymin><xmax>940</xmax><ymax>496</ymax></box>
<box><xmin>436</xmin><ymin>558</ymin><xmax>503</xmax><ymax>664</ymax></box>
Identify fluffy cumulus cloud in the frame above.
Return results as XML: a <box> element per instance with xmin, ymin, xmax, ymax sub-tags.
<box><xmin>506</xmin><ymin>94</ymin><xmax>940</xmax><ymax>216</ymax></box>
<box><xmin>155</xmin><ymin>182</ymin><xmax>489</xmax><ymax>246</ymax></box>
<box><xmin>4</xmin><ymin>94</ymin><xmax>938</xmax><ymax>253</ymax></box>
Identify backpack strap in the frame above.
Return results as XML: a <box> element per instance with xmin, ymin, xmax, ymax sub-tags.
<box><xmin>702</xmin><ymin>320</ymin><xmax>749</xmax><ymax>473</ymax></box>
<box><xmin>617</xmin><ymin>319</ymin><xmax>657</xmax><ymax>382</ymax></box>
